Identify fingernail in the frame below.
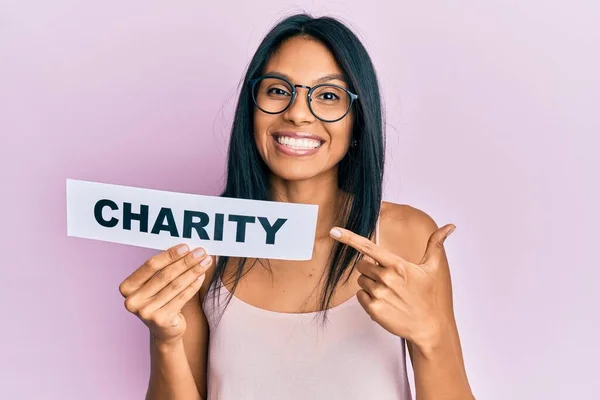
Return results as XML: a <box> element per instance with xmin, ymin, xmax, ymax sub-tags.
<box><xmin>200</xmin><ymin>256</ymin><xmax>212</xmax><ymax>267</ymax></box>
<box><xmin>177</xmin><ymin>245</ymin><xmax>189</xmax><ymax>255</ymax></box>
<box><xmin>193</xmin><ymin>248</ymin><xmax>205</xmax><ymax>258</ymax></box>
<box><xmin>446</xmin><ymin>226</ymin><xmax>456</xmax><ymax>238</ymax></box>
<box><xmin>330</xmin><ymin>228</ymin><xmax>342</xmax><ymax>238</ymax></box>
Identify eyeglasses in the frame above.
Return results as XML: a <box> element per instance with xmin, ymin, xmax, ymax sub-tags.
<box><xmin>249</xmin><ymin>75</ymin><xmax>359</xmax><ymax>123</ymax></box>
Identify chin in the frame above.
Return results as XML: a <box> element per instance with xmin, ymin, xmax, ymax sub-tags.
<box><xmin>257</xmin><ymin>139</ymin><xmax>346</xmax><ymax>182</ymax></box>
<box><xmin>268</xmin><ymin>163</ymin><xmax>325</xmax><ymax>182</ymax></box>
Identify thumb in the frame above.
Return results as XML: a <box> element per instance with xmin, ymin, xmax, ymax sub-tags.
<box><xmin>419</xmin><ymin>224</ymin><xmax>456</xmax><ymax>266</ymax></box>
<box><xmin>169</xmin><ymin>312</ymin><xmax>184</xmax><ymax>327</ymax></box>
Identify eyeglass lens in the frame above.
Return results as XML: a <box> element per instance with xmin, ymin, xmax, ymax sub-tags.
<box><xmin>253</xmin><ymin>77</ymin><xmax>351</xmax><ymax>121</ymax></box>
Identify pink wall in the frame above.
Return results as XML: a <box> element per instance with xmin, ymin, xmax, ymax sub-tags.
<box><xmin>1</xmin><ymin>1</ymin><xmax>598</xmax><ymax>399</ymax></box>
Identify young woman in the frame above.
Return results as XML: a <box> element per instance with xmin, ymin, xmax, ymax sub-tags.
<box><xmin>119</xmin><ymin>14</ymin><xmax>475</xmax><ymax>400</ymax></box>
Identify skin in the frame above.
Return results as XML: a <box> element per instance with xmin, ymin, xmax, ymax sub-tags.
<box><xmin>120</xmin><ymin>36</ymin><xmax>474</xmax><ymax>400</ymax></box>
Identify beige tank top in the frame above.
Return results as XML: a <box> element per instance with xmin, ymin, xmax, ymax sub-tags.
<box><xmin>202</xmin><ymin>218</ymin><xmax>412</xmax><ymax>399</ymax></box>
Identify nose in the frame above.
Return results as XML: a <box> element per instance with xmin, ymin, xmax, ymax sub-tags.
<box><xmin>282</xmin><ymin>87</ymin><xmax>315</xmax><ymax>125</ymax></box>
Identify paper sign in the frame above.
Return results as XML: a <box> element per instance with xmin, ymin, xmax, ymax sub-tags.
<box><xmin>66</xmin><ymin>179</ymin><xmax>318</xmax><ymax>260</ymax></box>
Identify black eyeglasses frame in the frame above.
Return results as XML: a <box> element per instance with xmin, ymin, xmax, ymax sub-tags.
<box><xmin>248</xmin><ymin>74</ymin><xmax>359</xmax><ymax>123</ymax></box>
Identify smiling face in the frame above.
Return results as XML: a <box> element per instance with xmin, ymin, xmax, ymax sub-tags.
<box><xmin>253</xmin><ymin>36</ymin><xmax>354</xmax><ymax>182</ymax></box>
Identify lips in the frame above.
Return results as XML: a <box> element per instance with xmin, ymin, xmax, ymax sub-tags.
<box><xmin>271</xmin><ymin>131</ymin><xmax>325</xmax><ymax>156</ymax></box>
<box><xmin>275</xmin><ymin>135</ymin><xmax>321</xmax><ymax>149</ymax></box>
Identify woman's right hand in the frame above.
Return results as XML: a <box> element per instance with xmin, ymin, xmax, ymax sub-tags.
<box><xmin>119</xmin><ymin>244</ymin><xmax>213</xmax><ymax>345</ymax></box>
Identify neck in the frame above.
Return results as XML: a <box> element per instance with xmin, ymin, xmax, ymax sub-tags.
<box><xmin>268</xmin><ymin>170</ymin><xmax>345</xmax><ymax>240</ymax></box>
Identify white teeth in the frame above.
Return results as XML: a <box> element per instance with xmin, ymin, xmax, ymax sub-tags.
<box><xmin>276</xmin><ymin>136</ymin><xmax>321</xmax><ymax>150</ymax></box>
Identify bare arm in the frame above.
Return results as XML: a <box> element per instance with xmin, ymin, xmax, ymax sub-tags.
<box><xmin>147</xmin><ymin>337</ymin><xmax>202</xmax><ymax>400</ymax></box>
<box><xmin>146</xmin><ymin>291</ymin><xmax>210</xmax><ymax>400</ymax></box>
<box><xmin>373</xmin><ymin>203</ymin><xmax>473</xmax><ymax>399</ymax></box>
<box><xmin>119</xmin><ymin>244</ymin><xmax>214</xmax><ymax>400</ymax></box>
<box><xmin>403</xmin><ymin>207</ymin><xmax>474</xmax><ymax>400</ymax></box>
<box><xmin>407</xmin><ymin>335</ymin><xmax>473</xmax><ymax>400</ymax></box>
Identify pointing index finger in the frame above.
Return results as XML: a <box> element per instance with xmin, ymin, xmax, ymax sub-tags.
<box><xmin>329</xmin><ymin>227</ymin><xmax>404</xmax><ymax>268</ymax></box>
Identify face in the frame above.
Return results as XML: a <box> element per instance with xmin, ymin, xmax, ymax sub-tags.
<box><xmin>253</xmin><ymin>36</ymin><xmax>354</xmax><ymax>182</ymax></box>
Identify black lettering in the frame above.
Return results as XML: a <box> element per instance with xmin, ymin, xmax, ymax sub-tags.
<box><xmin>183</xmin><ymin>210</ymin><xmax>210</xmax><ymax>240</ymax></box>
<box><xmin>94</xmin><ymin>199</ymin><xmax>119</xmax><ymax>228</ymax></box>
<box><xmin>257</xmin><ymin>217</ymin><xmax>287</xmax><ymax>245</ymax></box>
<box><xmin>228</xmin><ymin>214</ymin><xmax>256</xmax><ymax>243</ymax></box>
<box><xmin>150</xmin><ymin>207</ymin><xmax>179</xmax><ymax>237</ymax></box>
<box><xmin>214</xmin><ymin>213</ymin><xmax>224</xmax><ymax>241</ymax></box>
<box><xmin>123</xmin><ymin>202</ymin><xmax>149</xmax><ymax>232</ymax></box>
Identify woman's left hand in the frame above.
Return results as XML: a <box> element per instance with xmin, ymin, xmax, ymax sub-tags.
<box><xmin>329</xmin><ymin>224</ymin><xmax>457</xmax><ymax>350</ymax></box>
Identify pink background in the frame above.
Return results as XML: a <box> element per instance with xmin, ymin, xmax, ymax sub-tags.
<box><xmin>1</xmin><ymin>1</ymin><xmax>598</xmax><ymax>399</ymax></box>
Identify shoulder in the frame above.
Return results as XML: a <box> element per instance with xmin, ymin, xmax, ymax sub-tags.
<box><xmin>378</xmin><ymin>201</ymin><xmax>439</xmax><ymax>264</ymax></box>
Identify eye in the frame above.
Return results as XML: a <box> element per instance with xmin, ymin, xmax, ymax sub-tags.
<box><xmin>318</xmin><ymin>92</ymin><xmax>339</xmax><ymax>101</ymax></box>
<box><xmin>267</xmin><ymin>87</ymin><xmax>291</xmax><ymax>97</ymax></box>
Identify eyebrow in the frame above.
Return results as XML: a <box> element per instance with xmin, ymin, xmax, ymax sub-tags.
<box><xmin>265</xmin><ymin>71</ymin><xmax>348</xmax><ymax>85</ymax></box>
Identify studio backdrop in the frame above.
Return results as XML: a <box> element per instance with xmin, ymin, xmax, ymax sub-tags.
<box><xmin>1</xmin><ymin>1</ymin><xmax>598</xmax><ymax>399</ymax></box>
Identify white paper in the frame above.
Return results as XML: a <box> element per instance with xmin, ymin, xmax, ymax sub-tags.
<box><xmin>66</xmin><ymin>179</ymin><xmax>318</xmax><ymax>260</ymax></box>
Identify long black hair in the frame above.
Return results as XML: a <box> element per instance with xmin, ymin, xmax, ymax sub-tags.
<box><xmin>207</xmin><ymin>13</ymin><xmax>385</xmax><ymax>321</ymax></box>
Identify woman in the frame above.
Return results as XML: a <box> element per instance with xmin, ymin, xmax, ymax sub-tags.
<box><xmin>119</xmin><ymin>14</ymin><xmax>475</xmax><ymax>400</ymax></box>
